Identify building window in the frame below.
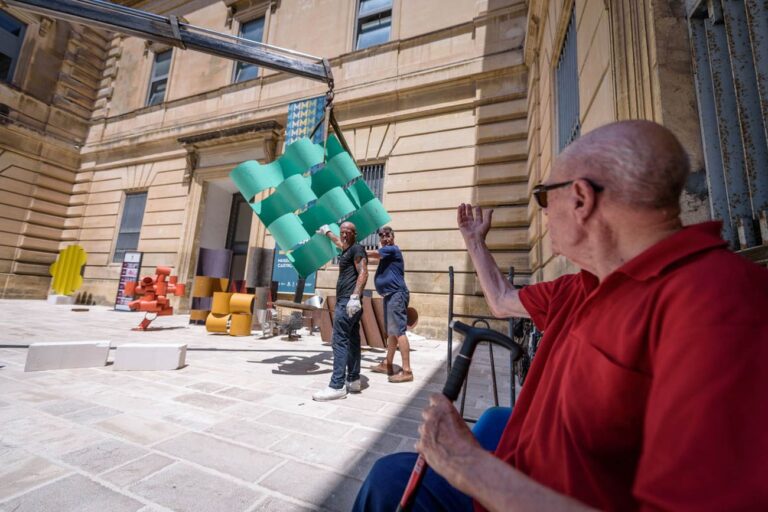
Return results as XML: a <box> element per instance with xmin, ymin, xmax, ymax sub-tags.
<box><xmin>146</xmin><ymin>49</ymin><xmax>172</xmax><ymax>106</ymax></box>
<box><xmin>114</xmin><ymin>192</ymin><xmax>147</xmax><ymax>263</ymax></box>
<box><xmin>555</xmin><ymin>9</ymin><xmax>579</xmax><ymax>152</ymax></box>
<box><xmin>0</xmin><ymin>10</ymin><xmax>26</xmax><ymax>83</ymax></box>
<box><xmin>688</xmin><ymin>0</ymin><xmax>768</xmax><ymax>250</ymax></box>
<box><xmin>355</xmin><ymin>0</ymin><xmax>392</xmax><ymax>50</ymax></box>
<box><xmin>359</xmin><ymin>163</ymin><xmax>385</xmax><ymax>251</ymax></box>
<box><xmin>233</xmin><ymin>17</ymin><xmax>265</xmax><ymax>83</ymax></box>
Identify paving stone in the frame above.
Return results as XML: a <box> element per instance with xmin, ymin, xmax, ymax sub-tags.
<box><xmin>38</xmin><ymin>399</ymin><xmax>95</xmax><ymax>416</ymax></box>
<box><xmin>102</xmin><ymin>454</ymin><xmax>175</xmax><ymax>487</ymax></box>
<box><xmin>380</xmin><ymin>403</ymin><xmax>425</xmax><ymax>423</ymax></box>
<box><xmin>160</xmin><ymin>408</ymin><xmax>229</xmax><ymax>431</ymax></box>
<box><xmin>251</xmin><ymin>496</ymin><xmax>313</xmax><ymax>512</ymax></box>
<box><xmin>12</xmin><ymin>389</ymin><xmax>61</xmax><ymax>403</ymax></box>
<box><xmin>253</xmin><ymin>410</ymin><xmax>352</xmax><ymax>441</ymax></box>
<box><xmin>325</xmin><ymin>408</ymin><xmax>395</xmax><ymax>430</ymax></box>
<box><xmin>94</xmin><ymin>414</ymin><xmax>184</xmax><ymax>445</ymax></box>
<box><xmin>129</xmin><ymin>463</ymin><xmax>260</xmax><ymax>512</ymax></box>
<box><xmin>205</xmin><ymin>419</ymin><xmax>289</xmax><ymax>450</ymax></box>
<box><xmin>186</xmin><ymin>381</ymin><xmax>228</xmax><ymax>393</ymax></box>
<box><xmin>387</xmin><ymin>418</ymin><xmax>421</xmax><ymax>440</ymax></box>
<box><xmin>215</xmin><ymin>387</ymin><xmax>270</xmax><ymax>402</ymax></box>
<box><xmin>1</xmin><ymin>474</ymin><xmax>143</xmax><ymax>512</ymax></box>
<box><xmin>342</xmin><ymin>428</ymin><xmax>404</xmax><ymax>454</ymax></box>
<box><xmin>0</xmin><ymin>454</ymin><xmax>70</xmax><ymax>498</ymax></box>
<box><xmin>269</xmin><ymin>433</ymin><xmax>380</xmax><ymax>480</ymax></box>
<box><xmin>224</xmin><ymin>402</ymin><xmax>276</xmax><ymax>420</ymax></box>
<box><xmin>154</xmin><ymin>432</ymin><xmax>284</xmax><ymax>482</ymax></box>
<box><xmin>61</xmin><ymin>405</ymin><xmax>122</xmax><ymax>424</ymax></box>
<box><xmin>61</xmin><ymin>439</ymin><xmax>149</xmax><ymax>475</ymax></box>
<box><xmin>259</xmin><ymin>461</ymin><xmax>362</xmax><ymax>512</ymax></box>
<box><xmin>253</xmin><ymin>394</ymin><xmax>345</xmax><ymax>418</ymax></box>
<box><xmin>332</xmin><ymin>394</ymin><xmax>389</xmax><ymax>413</ymax></box>
<box><xmin>172</xmin><ymin>393</ymin><xmax>238</xmax><ymax>411</ymax></box>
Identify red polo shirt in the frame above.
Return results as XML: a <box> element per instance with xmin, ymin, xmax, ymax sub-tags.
<box><xmin>491</xmin><ymin>222</ymin><xmax>768</xmax><ymax>511</ymax></box>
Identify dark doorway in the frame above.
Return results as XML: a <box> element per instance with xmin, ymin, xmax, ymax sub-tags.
<box><xmin>225</xmin><ymin>193</ymin><xmax>253</xmax><ymax>284</ymax></box>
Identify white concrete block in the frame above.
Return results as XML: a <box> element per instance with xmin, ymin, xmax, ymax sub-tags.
<box><xmin>112</xmin><ymin>344</ymin><xmax>187</xmax><ymax>371</ymax></box>
<box><xmin>25</xmin><ymin>341</ymin><xmax>111</xmax><ymax>372</ymax></box>
<box><xmin>47</xmin><ymin>295</ymin><xmax>74</xmax><ymax>305</ymax></box>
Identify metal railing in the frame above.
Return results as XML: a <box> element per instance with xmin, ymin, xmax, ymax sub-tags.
<box><xmin>447</xmin><ymin>266</ymin><xmax>540</xmax><ymax>421</ymax></box>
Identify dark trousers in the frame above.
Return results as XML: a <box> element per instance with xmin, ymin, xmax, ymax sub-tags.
<box><xmin>330</xmin><ymin>297</ymin><xmax>362</xmax><ymax>389</ymax></box>
<box><xmin>352</xmin><ymin>453</ymin><xmax>473</xmax><ymax>512</ymax></box>
<box><xmin>352</xmin><ymin>406</ymin><xmax>513</xmax><ymax>511</ymax></box>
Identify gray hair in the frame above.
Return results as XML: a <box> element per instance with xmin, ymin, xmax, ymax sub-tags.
<box><xmin>559</xmin><ymin>121</ymin><xmax>690</xmax><ymax>209</ymax></box>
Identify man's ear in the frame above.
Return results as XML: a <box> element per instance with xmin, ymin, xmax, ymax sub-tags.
<box><xmin>571</xmin><ymin>179</ymin><xmax>597</xmax><ymax>224</ymax></box>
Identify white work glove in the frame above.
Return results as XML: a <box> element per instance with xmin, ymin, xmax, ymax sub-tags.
<box><xmin>346</xmin><ymin>294</ymin><xmax>362</xmax><ymax>317</ymax></box>
<box><xmin>316</xmin><ymin>224</ymin><xmax>331</xmax><ymax>236</ymax></box>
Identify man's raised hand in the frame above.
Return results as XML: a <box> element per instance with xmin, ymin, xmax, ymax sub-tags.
<box><xmin>457</xmin><ymin>204</ymin><xmax>493</xmax><ymax>244</ymax></box>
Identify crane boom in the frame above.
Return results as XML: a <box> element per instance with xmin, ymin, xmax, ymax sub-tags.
<box><xmin>3</xmin><ymin>0</ymin><xmax>332</xmax><ymax>83</ymax></box>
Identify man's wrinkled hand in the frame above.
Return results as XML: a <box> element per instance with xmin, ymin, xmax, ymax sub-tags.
<box><xmin>416</xmin><ymin>393</ymin><xmax>482</xmax><ymax>488</ymax></box>
<box><xmin>346</xmin><ymin>294</ymin><xmax>362</xmax><ymax>316</ymax></box>
<box><xmin>457</xmin><ymin>203</ymin><xmax>493</xmax><ymax>244</ymax></box>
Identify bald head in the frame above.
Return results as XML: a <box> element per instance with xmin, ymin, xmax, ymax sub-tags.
<box><xmin>556</xmin><ymin>120</ymin><xmax>690</xmax><ymax>210</ymax></box>
<box><xmin>340</xmin><ymin>222</ymin><xmax>357</xmax><ymax>234</ymax></box>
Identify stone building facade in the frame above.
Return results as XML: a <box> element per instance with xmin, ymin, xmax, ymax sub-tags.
<box><xmin>2</xmin><ymin>0</ymin><xmax>765</xmax><ymax>338</ymax></box>
<box><xmin>0</xmin><ymin>0</ymin><xmax>529</xmax><ymax>338</ymax></box>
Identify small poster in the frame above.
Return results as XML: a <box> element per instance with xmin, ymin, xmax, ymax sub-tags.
<box><xmin>114</xmin><ymin>251</ymin><xmax>142</xmax><ymax>311</ymax></box>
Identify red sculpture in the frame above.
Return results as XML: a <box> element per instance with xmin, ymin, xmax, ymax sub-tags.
<box><xmin>123</xmin><ymin>266</ymin><xmax>186</xmax><ymax>330</ymax></box>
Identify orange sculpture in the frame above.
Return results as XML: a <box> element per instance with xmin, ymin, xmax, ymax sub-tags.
<box><xmin>123</xmin><ymin>266</ymin><xmax>186</xmax><ymax>330</ymax></box>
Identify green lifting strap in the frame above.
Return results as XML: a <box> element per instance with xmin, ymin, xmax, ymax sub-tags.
<box><xmin>229</xmin><ymin>135</ymin><xmax>390</xmax><ymax>277</ymax></box>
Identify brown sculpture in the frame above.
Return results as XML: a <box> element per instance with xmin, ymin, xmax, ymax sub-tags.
<box><xmin>123</xmin><ymin>266</ymin><xmax>186</xmax><ymax>330</ymax></box>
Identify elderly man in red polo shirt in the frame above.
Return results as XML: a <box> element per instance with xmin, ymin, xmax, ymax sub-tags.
<box><xmin>352</xmin><ymin>120</ymin><xmax>768</xmax><ymax>511</ymax></box>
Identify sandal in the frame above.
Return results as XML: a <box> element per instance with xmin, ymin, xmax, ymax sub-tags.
<box><xmin>370</xmin><ymin>362</ymin><xmax>394</xmax><ymax>375</ymax></box>
<box><xmin>388</xmin><ymin>370</ymin><xmax>414</xmax><ymax>383</ymax></box>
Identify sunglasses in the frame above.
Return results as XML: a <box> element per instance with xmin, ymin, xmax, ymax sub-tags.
<box><xmin>532</xmin><ymin>179</ymin><xmax>604</xmax><ymax>208</ymax></box>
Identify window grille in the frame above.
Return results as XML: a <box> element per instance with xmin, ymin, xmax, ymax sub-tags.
<box><xmin>355</xmin><ymin>0</ymin><xmax>392</xmax><ymax>50</ymax></box>
<box><xmin>556</xmin><ymin>9</ymin><xmax>580</xmax><ymax>152</ymax></box>
<box><xmin>688</xmin><ymin>0</ymin><xmax>768</xmax><ymax>250</ymax></box>
<box><xmin>114</xmin><ymin>192</ymin><xmax>147</xmax><ymax>262</ymax></box>
<box><xmin>331</xmin><ymin>163</ymin><xmax>385</xmax><ymax>264</ymax></box>
<box><xmin>146</xmin><ymin>50</ymin><xmax>172</xmax><ymax>106</ymax></box>
<box><xmin>0</xmin><ymin>10</ymin><xmax>26</xmax><ymax>83</ymax></box>
<box><xmin>359</xmin><ymin>163</ymin><xmax>385</xmax><ymax>251</ymax></box>
<box><xmin>233</xmin><ymin>17</ymin><xmax>265</xmax><ymax>83</ymax></box>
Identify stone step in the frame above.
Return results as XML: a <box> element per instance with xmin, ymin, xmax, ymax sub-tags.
<box><xmin>25</xmin><ymin>341</ymin><xmax>110</xmax><ymax>372</ymax></box>
<box><xmin>112</xmin><ymin>343</ymin><xmax>187</xmax><ymax>371</ymax></box>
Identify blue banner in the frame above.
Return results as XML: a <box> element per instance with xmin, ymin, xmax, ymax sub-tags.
<box><xmin>271</xmin><ymin>96</ymin><xmax>326</xmax><ymax>294</ymax></box>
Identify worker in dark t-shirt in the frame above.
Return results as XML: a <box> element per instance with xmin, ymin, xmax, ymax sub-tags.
<box><xmin>313</xmin><ymin>221</ymin><xmax>368</xmax><ymax>401</ymax></box>
<box><xmin>367</xmin><ymin>226</ymin><xmax>413</xmax><ymax>383</ymax></box>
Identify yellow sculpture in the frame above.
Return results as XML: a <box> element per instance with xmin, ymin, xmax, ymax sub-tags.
<box><xmin>49</xmin><ymin>245</ymin><xmax>87</xmax><ymax>295</ymax></box>
<box><xmin>205</xmin><ymin>292</ymin><xmax>254</xmax><ymax>336</ymax></box>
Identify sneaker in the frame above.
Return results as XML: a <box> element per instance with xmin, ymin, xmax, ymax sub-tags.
<box><xmin>347</xmin><ymin>379</ymin><xmax>361</xmax><ymax>393</ymax></box>
<box><xmin>388</xmin><ymin>370</ymin><xmax>414</xmax><ymax>383</ymax></box>
<box><xmin>312</xmin><ymin>386</ymin><xmax>347</xmax><ymax>401</ymax></box>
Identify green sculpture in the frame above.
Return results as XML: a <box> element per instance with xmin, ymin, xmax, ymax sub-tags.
<box><xmin>230</xmin><ymin>135</ymin><xmax>390</xmax><ymax>277</ymax></box>
<box><xmin>49</xmin><ymin>245</ymin><xmax>87</xmax><ymax>295</ymax></box>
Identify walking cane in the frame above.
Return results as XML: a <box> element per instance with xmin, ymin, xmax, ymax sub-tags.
<box><xmin>396</xmin><ymin>320</ymin><xmax>522</xmax><ymax>511</ymax></box>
